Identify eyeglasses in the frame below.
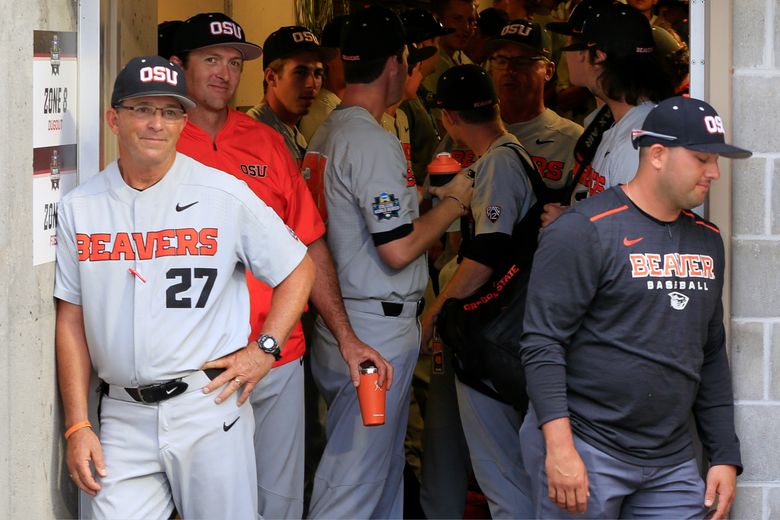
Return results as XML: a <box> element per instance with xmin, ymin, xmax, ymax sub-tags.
<box><xmin>116</xmin><ymin>104</ymin><xmax>186</xmax><ymax>121</ymax></box>
<box><xmin>489</xmin><ymin>55</ymin><xmax>546</xmax><ymax>71</ymax></box>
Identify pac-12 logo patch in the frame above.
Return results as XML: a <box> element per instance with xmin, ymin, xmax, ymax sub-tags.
<box><xmin>372</xmin><ymin>192</ymin><xmax>401</xmax><ymax>221</ymax></box>
<box><xmin>668</xmin><ymin>291</ymin><xmax>690</xmax><ymax>310</ymax></box>
<box><xmin>486</xmin><ymin>205</ymin><xmax>501</xmax><ymax>223</ymax></box>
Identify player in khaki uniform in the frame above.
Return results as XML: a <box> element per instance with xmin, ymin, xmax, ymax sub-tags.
<box><xmin>169</xmin><ymin>13</ymin><xmax>390</xmax><ymax>518</ymax></box>
<box><xmin>247</xmin><ymin>26</ymin><xmax>328</xmax><ymax>166</ymax></box>
<box><xmin>305</xmin><ymin>7</ymin><xmax>474</xmax><ymax>519</ymax></box>
<box><xmin>55</xmin><ymin>56</ymin><xmax>315</xmax><ymax>520</ymax></box>
<box><xmin>420</xmin><ymin>64</ymin><xmax>536</xmax><ymax>518</ymax></box>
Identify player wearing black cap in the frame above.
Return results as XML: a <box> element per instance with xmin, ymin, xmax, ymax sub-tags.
<box><xmin>299</xmin><ymin>16</ymin><xmax>349</xmax><ymax>144</ymax></box>
<box><xmin>420</xmin><ymin>64</ymin><xmax>536</xmax><ymax>518</ymax></box>
<box><xmin>519</xmin><ymin>97</ymin><xmax>747</xmax><ymax>518</ymax></box>
<box><xmin>55</xmin><ymin>55</ymin><xmax>315</xmax><ymax>520</ymax></box>
<box><xmin>305</xmin><ymin>7</ymin><xmax>473</xmax><ymax>518</ymax></box>
<box><xmin>247</xmin><ymin>26</ymin><xmax>329</xmax><ymax>165</ymax></box>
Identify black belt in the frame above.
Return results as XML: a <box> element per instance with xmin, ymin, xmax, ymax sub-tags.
<box><xmin>100</xmin><ymin>368</ymin><xmax>224</xmax><ymax>404</ymax></box>
<box><xmin>381</xmin><ymin>299</ymin><xmax>425</xmax><ymax>317</ymax></box>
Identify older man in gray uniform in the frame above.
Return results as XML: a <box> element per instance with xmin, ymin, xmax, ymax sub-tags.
<box><xmin>305</xmin><ymin>7</ymin><xmax>473</xmax><ymax>519</ymax></box>
<box><xmin>490</xmin><ymin>19</ymin><xmax>583</xmax><ymax>192</ymax></box>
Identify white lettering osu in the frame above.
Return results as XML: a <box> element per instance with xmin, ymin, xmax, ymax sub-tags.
<box><xmin>209</xmin><ymin>20</ymin><xmax>243</xmax><ymax>40</ymax></box>
<box><xmin>139</xmin><ymin>66</ymin><xmax>178</xmax><ymax>86</ymax></box>
<box><xmin>502</xmin><ymin>24</ymin><xmax>533</xmax><ymax>37</ymax></box>
<box><xmin>703</xmin><ymin>115</ymin><xmax>725</xmax><ymax>134</ymax></box>
<box><xmin>291</xmin><ymin>31</ymin><xmax>318</xmax><ymax>44</ymax></box>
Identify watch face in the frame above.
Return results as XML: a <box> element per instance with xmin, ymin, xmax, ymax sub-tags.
<box><xmin>260</xmin><ymin>337</ymin><xmax>276</xmax><ymax>350</ymax></box>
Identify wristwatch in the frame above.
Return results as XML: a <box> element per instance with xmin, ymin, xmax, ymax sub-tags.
<box><xmin>256</xmin><ymin>334</ymin><xmax>282</xmax><ymax>361</ymax></box>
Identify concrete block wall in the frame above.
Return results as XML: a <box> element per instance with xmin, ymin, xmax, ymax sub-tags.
<box><xmin>731</xmin><ymin>0</ymin><xmax>780</xmax><ymax>518</ymax></box>
<box><xmin>0</xmin><ymin>2</ymin><xmax>79</xmax><ymax>519</ymax></box>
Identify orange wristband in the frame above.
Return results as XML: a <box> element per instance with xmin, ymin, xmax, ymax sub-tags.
<box><xmin>64</xmin><ymin>421</ymin><xmax>92</xmax><ymax>440</ymax></box>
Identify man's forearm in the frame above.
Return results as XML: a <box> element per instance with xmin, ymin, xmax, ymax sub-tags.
<box><xmin>430</xmin><ymin>258</ymin><xmax>492</xmax><ymax>315</ymax></box>
<box><xmin>55</xmin><ymin>300</ymin><xmax>93</xmax><ymax>428</ymax></box>
<box><xmin>263</xmin><ymin>254</ymin><xmax>316</xmax><ymax>345</ymax></box>
<box><xmin>307</xmin><ymin>238</ymin><xmax>357</xmax><ymax>344</ymax></box>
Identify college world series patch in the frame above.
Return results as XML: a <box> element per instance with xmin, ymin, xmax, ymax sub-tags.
<box><xmin>486</xmin><ymin>205</ymin><xmax>501</xmax><ymax>223</ymax></box>
<box><xmin>372</xmin><ymin>192</ymin><xmax>401</xmax><ymax>220</ymax></box>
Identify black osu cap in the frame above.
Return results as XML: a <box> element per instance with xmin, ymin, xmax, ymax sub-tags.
<box><xmin>631</xmin><ymin>96</ymin><xmax>752</xmax><ymax>159</ymax></box>
<box><xmin>262</xmin><ymin>26</ymin><xmax>327</xmax><ymax>70</ymax></box>
<box><xmin>111</xmin><ymin>56</ymin><xmax>196</xmax><ymax>109</ymax></box>
<box><xmin>174</xmin><ymin>12</ymin><xmax>262</xmax><ymax>61</ymax></box>
<box><xmin>490</xmin><ymin>19</ymin><xmax>552</xmax><ymax>59</ymax></box>
<box><xmin>158</xmin><ymin>20</ymin><xmax>183</xmax><ymax>59</ymax></box>
<box><xmin>400</xmin><ymin>8</ymin><xmax>454</xmax><ymax>44</ymax></box>
<box><xmin>477</xmin><ymin>8</ymin><xmax>510</xmax><ymax>39</ymax></box>
<box><xmin>560</xmin><ymin>3</ymin><xmax>654</xmax><ymax>57</ymax></box>
<box><xmin>408</xmin><ymin>45</ymin><xmax>437</xmax><ymax>69</ymax></box>
<box><xmin>340</xmin><ymin>6</ymin><xmax>410</xmax><ymax>62</ymax></box>
<box><xmin>321</xmin><ymin>15</ymin><xmax>349</xmax><ymax>49</ymax></box>
<box><xmin>547</xmin><ymin>0</ymin><xmax>613</xmax><ymax>36</ymax></box>
<box><xmin>435</xmin><ymin>64</ymin><xmax>498</xmax><ymax>110</ymax></box>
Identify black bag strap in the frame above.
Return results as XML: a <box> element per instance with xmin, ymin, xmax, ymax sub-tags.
<box><xmin>567</xmin><ymin>105</ymin><xmax>615</xmax><ymax>199</ymax></box>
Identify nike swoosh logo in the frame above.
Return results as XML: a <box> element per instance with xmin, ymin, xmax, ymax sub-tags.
<box><xmin>165</xmin><ymin>387</ymin><xmax>178</xmax><ymax>395</ymax></box>
<box><xmin>536</xmin><ymin>139</ymin><xmax>555</xmax><ymax>145</ymax></box>
<box><xmin>223</xmin><ymin>417</ymin><xmax>240</xmax><ymax>432</ymax></box>
<box><xmin>176</xmin><ymin>201</ymin><xmax>199</xmax><ymax>212</ymax></box>
<box><xmin>623</xmin><ymin>237</ymin><xmax>644</xmax><ymax>246</ymax></box>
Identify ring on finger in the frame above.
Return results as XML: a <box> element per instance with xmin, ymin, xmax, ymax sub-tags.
<box><xmin>234</xmin><ymin>378</ymin><xmax>242</xmax><ymax>385</ymax></box>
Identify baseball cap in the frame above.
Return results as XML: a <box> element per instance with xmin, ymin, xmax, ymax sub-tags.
<box><xmin>321</xmin><ymin>15</ymin><xmax>349</xmax><ymax>49</ymax></box>
<box><xmin>547</xmin><ymin>0</ymin><xmax>614</xmax><ymax>36</ymax></box>
<box><xmin>174</xmin><ymin>12</ymin><xmax>262</xmax><ymax>61</ymax></box>
<box><xmin>158</xmin><ymin>20</ymin><xmax>183</xmax><ymax>59</ymax></box>
<box><xmin>400</xmin><ymin>8</ymin><xmax>454</xmax><ymax>44</ymax></box>
<box><xmin>477</xmin><ymin>8</ymin><xmax>511</xmax><ymax>39</ymax></box>
<box><xmin>341</xmin><ymin>6</ymin><xmax>409</xmax><ymax>62</ymax></box>
<box><xmin>435</xmin><ymin>64</ymin><xmax>498</xmax><ymax>110</ymax></box>
<box><xmin>408</xmin><ymin>45</ymin><xmax>437</xmax><ymax>69</ymax></box>
<box><xmin>631</xmin><ymin>96</ymin><xmax>752</xmax><ymax>159</ymax></box>
<box><xmin>262</xmin><ymin>26</ymin><xmax>327</xmax><ymax>70</ymax></box>
<box><xmin>559</xmin><ymin>3</ymin><xmax>654</xmax><ymax>57</ymax></box>
<box><xmin>490</xmin><ymin>19</ymin><xmax>552</xmax><ymax>59</ymax></box>
<box><xmin>111</xmin><ymin>56</ymin><xmax>196</xmax><ymax>109</ymax></box>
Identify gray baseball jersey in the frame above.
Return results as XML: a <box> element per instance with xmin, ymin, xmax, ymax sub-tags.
<box><xmin>306</xmin><ymin>104</ymin><xmax>426</xmax><ymax>518</ymax></box>
<box><xmin>469</xmin><ymin>134</ymin><xmax>535</xmax><ymax>239</ymax></box>
<box><xmin>454</xmin><ymin>133</ymin><xmax>536</xmax><ymax>518</ymax></box>
<box><xmin>506</xmin><ymin>108</ymin><xmax>583</xmax><ymax>191</ymax></box>
<box><xmin>246</xmin><ymin>102</ymin><xmax>308</xmax><ymax>166</ymax></box>
<box><xmin>54</xmin><ymin>152</ymin><xmax>307</xmax><ymax>387</ymax></box>
<box><xmin>581</xmin><ymin>101</ymin><xmax>654</xmax><ymax>197</ymax></box>
<box><xmin>308</xmin><ymin>105</ymin><xmax>427</xmax><ymax>302</ymax></box>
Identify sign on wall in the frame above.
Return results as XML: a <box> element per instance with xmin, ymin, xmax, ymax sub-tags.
<box><xmin>33</xmin><ymin>30</ymin><xmax>78</xmax><ymax>266</ymax></box>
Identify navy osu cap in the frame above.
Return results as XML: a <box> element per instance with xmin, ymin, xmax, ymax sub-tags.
<box><xmin>111</xmin><ymin>56</ymin><xmax>196</xmax><ymax>109</ymax></box>
<box><xmin>435</xmin><ymin>64</ymin><xmax>498</xmax><ymax>111</ymax></box>
<box><xmin>341</xmin><ymin>6</ymin><xmax>409</xmax><ymax>62</ymax></box>
<box><xmin>632</xmin><ymin>96</ymin><xmax>752</xmax><ymax>159</ymax></box>
<box><xmin>174</xmin><ymin>12</ymin><xmax>262</xmax><ymax>61</ymax></box>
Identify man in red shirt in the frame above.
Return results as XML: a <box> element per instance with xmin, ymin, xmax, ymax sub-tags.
<box><xmin>169</xmin><ymin>13</ymin><xmax>392</xmax><ymax>519</ymax></box>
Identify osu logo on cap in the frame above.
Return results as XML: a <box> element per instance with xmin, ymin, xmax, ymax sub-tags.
<box><xmin>502</xmin><ymin>23</ymin><xmax>533</xmax><ymax>37</ymax></box>
<box><xmin>209</xmin><ymin>20</ymin><xmax>243</xmax><ymax>39</ymax></box>
<box><xmin>292</xmin><ymin>31</ymin><xmax>318</xmax><ymax>44</ymax></box>
<box><xmin>704</xmin><ymin>115</ymin><xmax>725</xmax><ymax>135</ymax></box>
<box><xmin>139</xmin><ymin>66</ymin><xmax>179</xmax><ymax>86</ymax></box>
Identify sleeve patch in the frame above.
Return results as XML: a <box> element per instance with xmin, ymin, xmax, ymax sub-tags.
<box><xmin>486</xmin><ymin>205</ymin><xmax>502</xmax><ymax>223</ymax></box>
<box><xmin>372</xmin><ymin>192</ymin><xmax>401</xmax><ymax>221</ymax></box>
